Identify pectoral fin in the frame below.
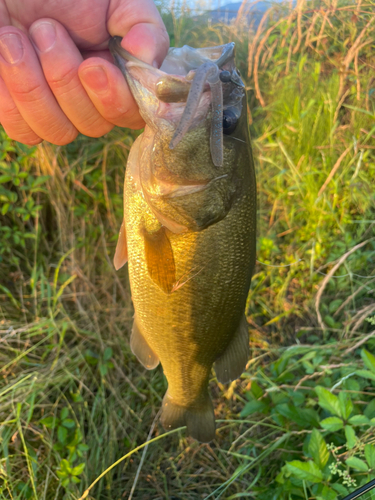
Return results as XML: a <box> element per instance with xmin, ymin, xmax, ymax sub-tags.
<box><xmin>114</xmin><ymin>221</ymin><xmax>128</xmax><ymax>270</ymax></box>
<box><xmin>130</xmin><ymin>317</ymin><xmax>159</xmax><ymax>370</ymax></box>
<box><xmin>143</xmin><ymin>226</ymin><xmax>176</xmax><ymax>294</ymax></box>
<box><xmin>214</xmin><ymin>315</ymin><xmax>249</xmax><ymax>384</ymax></box>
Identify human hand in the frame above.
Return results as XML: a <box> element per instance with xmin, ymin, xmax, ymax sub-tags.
<box><xmin>0</xmin><ymin>0</ymin><xmax>169</xmax><ymax>145</ymax></box>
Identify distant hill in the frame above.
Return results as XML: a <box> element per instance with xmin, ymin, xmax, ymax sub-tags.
<box><xmin>203</xmin><ymin>0</ymin><xmax>291</xmax><ymax>26</ymax></box>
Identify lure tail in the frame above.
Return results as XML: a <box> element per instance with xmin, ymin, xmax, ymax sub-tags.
<box><xmin>161</xmin><ymin>391</ymin><xmax>216</xmax><ymax>443</ymax></box>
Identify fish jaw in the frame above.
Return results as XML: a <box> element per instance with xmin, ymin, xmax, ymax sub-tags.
<box><xmin>109</xmin><ymin>37</ymin><xmax>245</xmax><ymax>144</ymax></box>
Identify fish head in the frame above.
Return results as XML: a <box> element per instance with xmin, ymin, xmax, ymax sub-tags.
<box><xmin>109</xmin><ymin>37</ymin><xmax>251</xmax><ymax>233</ymax></box>
<box><xmin>109</xmin><ymin>37</ymin><xmax>247</xmax><ymax>168</ymax></box>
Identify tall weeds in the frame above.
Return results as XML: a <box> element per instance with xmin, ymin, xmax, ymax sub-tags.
<box><xmin>0</xmin><ymin>1</ymin><xmax>374</xmax><ymax>498</ymax></box>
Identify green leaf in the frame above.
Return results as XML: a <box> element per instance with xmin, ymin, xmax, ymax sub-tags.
<box><xmin>103</xmin><ymin>347</ymin><xmax>113</xmax><ymax>362</ymax></box>
<box><xmin>286</xmin><ymin>460</ymin><xmax>323</xmax><ymax>483</ymax></box>
<box><xmin>315</xmin><ymin>386</ymin><xmax>341</xmax><ymax>417</ymax></box>
<box><xmin>365</xmin><ymin>400</ymin><xmax>375</xmax><ymax>419</ymax></box>
<box><xmin>71</xmin><ymin>463</ymin><xmax>85</xmax><ymax>475</ymax></box>
<box><xmin>348</xmin><ymin>415</ymin><xmax>370</xmax><ymax>426</ymax></box>
<box><xmin>77</xmin><ymin>443</ymin><xmax>89</xmax><ymax>452</ymax></box>
<box><xmin>346</xmin><ymin>457</ymin><xmax>368</xmax><ymax>471</ymax></box>
<box><xmin>71</xmin><ymin>476</ymin><xmax>81</xmax><ymax>484</ymax></box>
<box><xmin>62</xmin><ymin>419</ymin><xmax>75</xmax><ymax>429</ymax></box>
<box><xmin>356</xmin><ymin>369</ymin><xmax>375</xmax><ymax>381</ymax></box>
<box><xmin>58</xmin><ymin>425</ymin><xmax>68</xmax><ymax>444</ymax></box>
<box><xmin>59</xmin><ymin>459</ymin><xmax>72</xmax><ymax>474</ymax></box>
<box><xmin>60</xmin><ymin>408</ymin><xmax>69</xmax><ymax>420</ymax></box>
<box><xmin>0</xmin><ymin>174</ymin><xmax>12</xmax><ymax>183</ymax></box>
<box><xmin>308</xmin><ymin>429</ymin><xmax>329</xmax><ymax>468</ymax></box>
<box><xmin>240</xmin><ymin>399</ymin><xmax>267</xmax><ymax>417</ymax></box>
<box><xmin>39</xmin><ymin>416</ymin><xmax>57</xmax><ymax>428</ymax></box>
<box><xmin>365</xmin><ymin>444</ymin><xmax>375</xmax><ymax>468</ymax></box>
<box><xmin>320</xmin><ymin>417</ymin><xmax>344</xmax><ymax>432</ymax></box>
<box><xmin>362</xmin><ymin>349</ymin><xmax>375</xmax><ymax>373</ymax></box>
<box><xmin>61</xmin><ymin>478</ymin><xmax>70</xmax><ymax>488</ymax></box>
<box><xmin>99</xmin><ymin>364</ymin><xmax>108</xmax><ymax>376</ymax></box>
<box><xmin>316</xmin><ymin>485</ymin><xmax>338</xmax><ymax>500</ymax></box>
<box><xmin>1</xmin><ymin>203</ymin><xmax>10</xmax><ymax>215</ymax></box>
<box><xmin>276</xmin><ymin>404</ymin><xmax>319</xmax><ymax>428</ymax></box>
<box><xmin>344</xmin><ymin>425</ymin><xmax>356</xmax><ymax>449</ymax></box>
<box><xmin>339</xmin><ymin>392</ymin><xmax>353</xmax><ymax>420</ymax></box>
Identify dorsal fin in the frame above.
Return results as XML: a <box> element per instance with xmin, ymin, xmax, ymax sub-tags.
<box><xmin>143</xmin><ymin>226</ymin><xmax>176</xmax><ymax>294</ymax></box>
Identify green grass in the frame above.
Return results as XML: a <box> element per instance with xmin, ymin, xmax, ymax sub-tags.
<box><xmin>1</xmin><ymin>0</ymin><xmax>375</xmax><ymax>498</ymax></box>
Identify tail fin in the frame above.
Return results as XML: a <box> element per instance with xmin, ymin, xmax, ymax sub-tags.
<box><xmin>161</xmin><ymin>391</ymin><xmax>216</xmax><ymax>443</ymax></box>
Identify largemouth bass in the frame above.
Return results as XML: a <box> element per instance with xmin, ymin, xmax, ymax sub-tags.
<box><xmin>109</xmin><ymin>37</ymin><xmax>256</xmax><ymax>442</ymax></box>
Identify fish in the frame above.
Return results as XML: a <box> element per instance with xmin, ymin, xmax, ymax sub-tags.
<box><xmin>109</xmin><ymin>37</ymin><xmax>257</xmax><ymax>442</ymax></box>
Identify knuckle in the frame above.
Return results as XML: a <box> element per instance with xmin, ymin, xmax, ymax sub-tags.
<box><xmin>10</xmin><ymin>81</ymin><xmax>45</xmax><ymax>104</ymax></box>
<box><xmin>47</xmin><ymin>65</ymin><xmax>78</xmax><ymax>92</ymax></box>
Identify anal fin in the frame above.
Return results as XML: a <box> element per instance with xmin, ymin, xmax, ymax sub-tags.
<box><xmin>214</xmin><ymin>315</ymin><xmax>249</xmax><ymax>384</ymax></box>
<box><xmin>114</xmin><ymin>220</ymin><xmax>128</xmax><ymax>270</ymax></box>
<box><xmin>130</xmin><ymin>317</ymin><xmax>159</xmax><ymax>370</ymax></box>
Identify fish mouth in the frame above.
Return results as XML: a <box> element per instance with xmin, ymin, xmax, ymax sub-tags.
<box><xmin>109</xmin><ymin>37</ymin><xmax>245</xmax><ymax>167</ymax></box>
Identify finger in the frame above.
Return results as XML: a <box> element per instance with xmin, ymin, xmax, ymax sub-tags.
<box><xmin>29</xmin><ymin>19</ymin><xmax>114</xmax><ymax>138</ymax></box>
<box><xmin>79</xmin><ymin>57</ymin><xmax>144</xmax><ymax>129</ymax></box>
<box><xmin>0</xmin><ymin>27</ymin><xmax>78</xmax><ymax>145</ymax></box>
<box><xmin>0</xmin><ymin>75</ymin><xmax>42</xmax><ymax>145</ymax></box>
<box><xmin>107</xmin><ymin>0</ymin><xmax>169</xmax><ymax>66</ymax></box>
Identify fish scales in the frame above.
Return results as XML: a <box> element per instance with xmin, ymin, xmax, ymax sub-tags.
<box><xmin>110</xmin><ymin>38</ymin><xmax>257</xmax><ymax>442</ymax></box>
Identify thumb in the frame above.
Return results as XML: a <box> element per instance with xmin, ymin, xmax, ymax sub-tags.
<box><xmin>107</xmin><ymin>0</ymin><xmax>169</xmax><ymax>67</ymax></box>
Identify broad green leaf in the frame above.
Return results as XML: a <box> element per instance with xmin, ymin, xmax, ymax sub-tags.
<box><xmin>59</xmin><ymin>459</ymin><xmax>71</xmax><ymax>474</ymax></box>
<box><xmin>71</xmin><ymin>463</ymin><xmax>85</xmax><ymax>475</ymax></box>
<box><xmin>316</xmin><ymin>485</ymin><xmax>337</xmax><ymax>500</ymax></box>
<box><xmin>348</xmin><ymin>415</ymin><xmax>370</xmax><ymax>426</ymax></box>
<box><xmin>60</xmin><ymin>408</ymin><xmax>69</xmax><ymax>420</ymax></box>
<box><xmin>346</xmin><ymin>457</ymin><xmax>369</xmax><ymax>471</ymax></box>
<box><xmin>344</xmin><ymin>425</ymin><xmax>356</xmax><ymax>449</ymax></box>
<box><xmin>339</xmin><ymin>393</ymin><xmax>353</xmax><ymax>420</ymax></box>
<box><xmin>320</xmin><ymin>417</ymin><xmax>344</xmax><ymax>432</ymax></box>
<box><xmin>103</xmin><ymin>347</ymin><xmax>113</xmax><ymax>362</ymax></box>
<box><xmin>250</xmin><ymin>380</ymin><xmax>264</xmax><ymax>399</ymax></box>
<box><xmin>1</xmin><ymin>203</ymin><xmax>10</xmax><ymax>215</ymax></box>
<box><xmin>365</xmin><ymin>400</ymin><xmax>375</xmax><ymax>419</ymax></box>
<box><xmin>356</xmin><ymin>370</ymin><xmax>375</xmax><ymax>381</ymax></box>
<box><xmin>286</xmin><ymin>460</ymin><xmax>323</xmax><ymax>483</ymax></box>
<box><xmin>0</xmin><ymin>174</ymin><xmax>12</xmax><ymax>183</ymax></box>
<box><xmin>57</xmin><ymin>425</ymin><xmax>68</xmax><ymax>444</ymax></box>
<box><xmin>315</xmin><ymin>386</ymin><xmax>341</xmax><ymax>417</ymax></box>
<box><xmin>277</xmin><ymin>404</ymin><xmax>319</xmax><ymax>428</ymax></box>
<box><xmin>365</xmin><ymin>444</ymin><xmax>375</xmax><ymax>468</ymax></box>
<box><xmin>308</xmin><ymin>429</ymin><xmax>329</xmax><ymax>468</ymax></box>
<box><xmin>240</xmin><ymin>399</ymin><xmax>267</xmax><ymax>417</ymax></box>
<box><xmin>362</xmin><ymin>349</ymin><xmax>375</xmax><ymax>374</ymax></box>
<box><xmin>39</xmin><ymin>416</ymin><xmax>57</xmax><ymax>428</ymax></box>
<box><xmin>62</xmin><ymin>419</ymin><xmax>75</xmax><ymax>429</ymax></box>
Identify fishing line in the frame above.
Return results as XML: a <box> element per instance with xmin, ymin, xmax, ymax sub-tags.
<box><xmin>128</xmin><ymin>408</ymin><xmax>162</xmax><ymax>500</ymax></box>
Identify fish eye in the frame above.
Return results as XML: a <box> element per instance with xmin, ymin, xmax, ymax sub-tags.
<box><xmin>222</xmin><ymin>108</ymin><xmax>238</xmax><ymax>135</ymax></box>
<box><xmin>219</xmin><ymin>70</ymin><xmax>232</xmax><ymax>83</ymax></box>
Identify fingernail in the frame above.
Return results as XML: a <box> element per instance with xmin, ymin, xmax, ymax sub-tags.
<box><xmin>30</xmin><ymin>22</ymin><xmax>56</xmax><ymax>52</ymax></box>
<box><xmin>0</xmin><ymin>33</ymin><xmax>23</xmax><ymax>64</ymax></box>
<box><xmin>81</xmin><ymin>66</ymin><xmax>109</xmax><ymax>94</ymax></box>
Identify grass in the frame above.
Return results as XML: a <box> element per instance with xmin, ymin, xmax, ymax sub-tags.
<box><xmin>1</xmin><ymin>0</ymin><xmax>375</xmax><ymax>498</ymax></box>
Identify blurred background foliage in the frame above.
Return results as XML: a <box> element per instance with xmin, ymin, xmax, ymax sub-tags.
<box><xmin>0</xmin><ymin>0</ymin><xmax>375</xmax><ymax>498</ymax></box>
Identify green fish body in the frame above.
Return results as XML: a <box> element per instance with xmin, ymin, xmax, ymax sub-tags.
<box><xmin>110</xmin><ymin>39</ymin><xmax>256</xmax><ymax>442</ymax></box>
